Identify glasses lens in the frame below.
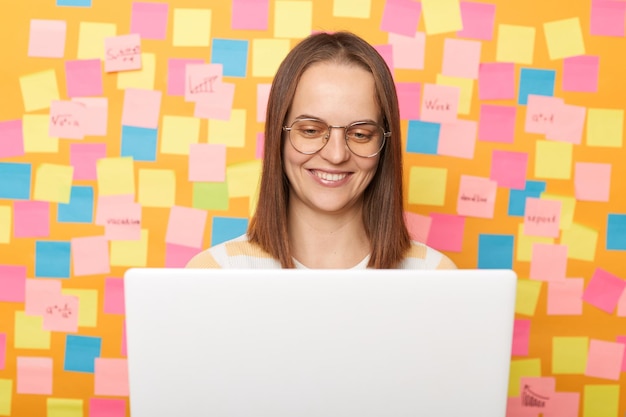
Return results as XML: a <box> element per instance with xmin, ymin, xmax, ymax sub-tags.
<box><xmin>289</xmin><ymin>120</ymin><xmax>328</xmax><ymax>154</ymax></box>
<box><xmin>346</xmin><ymin>123</ymin><xmax>384</xmax><ymax>157</ymax></box>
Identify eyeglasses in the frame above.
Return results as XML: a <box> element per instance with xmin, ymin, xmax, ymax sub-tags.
<box><xmin>283</xmin><ymin>118</ymin><xmax>390</xmax><ymax>158</ymax></box>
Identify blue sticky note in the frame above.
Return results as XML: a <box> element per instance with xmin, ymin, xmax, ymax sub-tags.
<box><xmin>35</xmin><ymin>241</ymin><xmax>71</xmax><ymax>278</ymax></box>
<box><xmin>518</xmin><ymin>68</ymin><xmax>556</xmax><ymax>105</ymax></box>
<box><xmin>58</xmin><ymin>186</ymin><xmax>94</xmax><ymax>223</ymax></box>
<box><xmin>57</xmin><ymin>0</ymin><xmax>91</xmax><ymax>6</ymax></box>
<box><xmin>211</xmin><ymin>217</ymin><xmax>248</xmax><ymax>246</ymax></box>
<box><xmin>406</xmin><ymin>120</ymin><xmax>440</xmax><ymax>154</ymax></box>
<box><xmin>0</xmin><ymin>162</ymin><xmax>31</xmax><ymax>200</ymax></box>
<box><xmin>508</xmin><ymin>180</ymin><xmax>546</xmax><ymax>217</ymax></box>
<box><xmin>607</xmin><ymin>214</ymin><xmax>626</xmax><ymax>250</ymax></box>
<box><xmin>477</xmin><ymin>234</ymin><xmax>514</xmax><ymax>269</ymax></box>
<box><xmin>211</xmin><ymin>39</ymin><xmax>249</xmax><ymax>78</ymax></box>
<box><xmin>121</xmin><ymin>126</ymin><xmax>158</xmax><ymax>162</ymax></box>
<box><xmin>64</xmin><ymin>335</ymin><xmax>102</xmax><ymax>373</ymax></box>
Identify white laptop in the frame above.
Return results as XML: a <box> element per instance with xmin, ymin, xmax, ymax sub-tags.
<box><xmin>124</xmin><ymin>268</ymin><xmax>517</xmax><ymax>417</ymax></box>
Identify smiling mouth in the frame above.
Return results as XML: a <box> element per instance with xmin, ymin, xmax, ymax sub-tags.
<box><xmin>312</xmin><ymin>170</ymin><xmax>348</xmax><ymax>182</ymax></box>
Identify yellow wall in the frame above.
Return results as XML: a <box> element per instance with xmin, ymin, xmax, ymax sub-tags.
<box><xmin>1</xmin><ymin>0</ymin><xmax>625</xmax><ymax>416</ymax></box>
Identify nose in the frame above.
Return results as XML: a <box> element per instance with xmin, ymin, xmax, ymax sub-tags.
<box><xmin>319</xmin><ymin>126</ymin><xmax>350</xmax><ymax>164</ymax></box>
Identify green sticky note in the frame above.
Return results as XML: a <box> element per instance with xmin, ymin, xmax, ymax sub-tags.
<box><xmin>193</xmin><ymin>182</ymin><xmax>229</xmax><ymax>211</ymax></box>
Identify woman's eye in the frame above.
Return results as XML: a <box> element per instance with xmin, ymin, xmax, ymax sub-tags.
<box><xmin>300</xmin><ymin>128</ymin><xmax>322</xmax><ymax>136</ymax></box>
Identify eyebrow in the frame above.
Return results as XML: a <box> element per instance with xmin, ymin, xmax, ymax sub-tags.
<box><xmin>292</xmin><ymin>114</ymin><xmax>380</xmax><ymax>125</ymax></box>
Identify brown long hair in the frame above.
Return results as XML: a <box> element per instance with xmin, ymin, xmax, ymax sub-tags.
<box><xmin>248</xmin><ymin>31</ymin><xmax>410</xmax><ymax>268</ymax></box>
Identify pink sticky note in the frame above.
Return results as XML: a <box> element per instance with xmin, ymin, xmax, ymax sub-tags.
<box><xmin>13</xmin><ymin>201</ymin><xmax>49</xmax><ymax>238</ymax></box>
<box><xmin>95</xmin><ymin>194</ymin><xmax>134</xmax><ymax>225</ymax></box>
<box><xmin>165</xmin><ymin>206</ymin><xmax>208</xmax><ymax>248</ymax></box>
<box><xmin>71</xmin><ymin>97</ymin><xmax>108</xmax><ymax>136</ymax></box>
<box><xmin>421</xmin><ymin>84</ymin><xmax>459</xmax><ymax>123</ymax></box>
<box><xmin>0</xmin><ymin>119</ymin><xmax>24</xmax><ymax>158</ymax></box>
<box><xmin>582</xmin><ymin>268</ymin><xmax>626</xmax><ymax>314</ymax></box>
<box><xmin>194</xmin><ymin>82</ymin><xmax>235</xmax><ymax>120</ymax></box>
<box><xmin>478</xmin><ymin>62</ymin><xmax>515</xmax><ymax>100</ymax></box>
<box><xmin>188</xmin><ymin>143</ymin><xmax>226</xmax><ymax>182</ymax></box>
<box><xmin>42</xmin><ymin>294</ymin><xmax>79</xmax><ymax>332</ymax></box>
<box><xmin>442</xmin><ymin>38</ymin><xmax>482</xmax><ymax>79</ymax></box>
<box><xmin>373</xmin><ymin>44</ymin><xmax>394</xmax><ymax>72</ymax></box>
<box><xmin>256</xmin><ymin>83</ymin><xmax>271</xmax><ymax>122</ymax></box>
<box><xmin>524</xmin><ymin>95</ymin><xmax>564</xmax><ymax>135</ymax></box>
<box><xmin>523</xmin><ymin>197</ymin><xmax>561</xmax><ymax>238</ymax></box>
<box><xmin>426</xmin><ymin>213</ymin><xmax>465</xmax><ymax>253</ymax></box>
<box><xmin>617</xmin><ymin>336</ymin><xmax>626</xmax><ymax>371</ymax></box>
<box><xmin>396</xmin><ymin>82</ymin><xmax>421</xmax><ymax>120</ymax></box>
<box><xmin>17</xmin><ymin>357</ymin><xmax>53</xmax><ymax>395</ymax></box>
<box><xmin>519</xmin><ymin>377</ymin><xmax>556</xmax><ymax>408</ymax></box>
<box><xmin>574</xmin><ymin>162</ymin><xmax>611</xmax><ymax>202</ymax></box>
<box><xmin>131</xmin><ymin>2</ymin><xmax>169</xmax><ymax>40</ymax></box>
<box><xmin>457</xmin><ymin>2</ymin><xmax>496</xmax><ymax>40</ymax></box>
<box><xmin>231</xmin><ymin>0</ymin><xmax>269</xmax><ymax>30</ymax></box>
<box><xmin>105</xmin><ymin>34</ymin><xmax>142</xmax><ymax>72</ymax></box>
<box><xmin>543</xmin><ymin>392</ymin><xmax>580</xmax><ymax>417</ymax></box>
<box><xmin>28</xmin><ymin>19</ymin><xmax>66</xmax><ymax>58</ymax></box>
<box><xmin>25</xmin><ymin>279</ymin><xmax>63</xmax><ymax>316</ymax></box>
<box><xmin>165</xmin><ymin>243</ymin><xmax>203</xmax><ymax>268</ymax></box>
<box><xmin>104</xmin><ymin>277</ymin><xmax>125</xmax><ymax>314</ymax></box>
<box><xmin>562</xmin><ymin>55</ymin><xmax>599</xmax><ymax>92</ymax></box>
<box><xmin>103</xmin><ymin>202</ymin><xmax>142</xmax><ymax>241</ymax></box>
<box><xmin>478</xmin><ymin>104</ymin><xmax>516</xmax><ymax>143</ymax></box>
<box><xmin>90</xmin><ymin>398</ymin><xmax>127</xmax><ymax>417</ymax></box>
<box><xmin>512</xmin><ymin>319</ymin><xmax>531</xmax><ymax>356</ymax></box>
<box><xmin>456</xmin><ymin>175</ymin><xmax>497</xmax><ymax>219</ymax></box>
<box><xmin>70</xmin><ymin>143</ymin><xmax>106</xmax><ymax>180</ymax></box>
<box><xmin>545</xmin><ymin>104</ymin><xmax>586</xmax><ymax>144</ymax></box>
<box><xmin>65</xmin><ymin>59</ymin><xmax>103</xmax><ymax>97</ymax></box>
<box><xmin>585</xmin><ymin>339</ymin><xmax>625</xmax><ymax>380</ymax></box>
<box><xmin>49</xmin><ymin>100</ymin><xmax>87</xmax><ymax>139</ymax></box>
<box><xmin>0</xmin><ymin>265</ymin><xmax>27</xmax><ymax>303</ymax></box>
<box><xmin>590</xmin><ymin>0</ymin><xmax>626</xmax><ymax>37</ymax></box>
<box><xmin>94</xmin><ymin>358</ymin><xmax>130</xmax><ymax>396</ymax></box>
<box><xmin>71</xmin><ymin>236</ymin><xmax>111</xmax><ymax>276</ymax></box>
<box><xmin>547</xmin><ymin>278</ymin><xmax>584</xmax><ymax>315</ymax></box>
<box><xmin>185</xmin><ymin>64</ymin><xmax>223</xmax><ymax>103</ymax></box>
<box><xmin>167</xmin><ymin>58</ymin><xmax>204</xmax><ymax>96</ymax></box>
<box><xmin>0</xmin><ymin>333</ymin><xmax>5</xmax><ymax>370</ymax></box>
<box><xmin>530</xmin><ymin>244</ymin><xmax>567</xmax><ymax>281</ymax></box>
<box><xmin>437</xmin><ymin>119</ymin><xmax>477</xmax><ymax>159</ymax></box>
<box><xmin>403</xmin><ymin>211</ymin><xmax>432</xmax><ymax>243</ymax></box>
<box><xmin>388</xmin><ymin>32</ymin><xmax>426</xmax><ymax>70</ymax></box>
<box><xmin>490</xmin><ymin>150</ymin><xmax>528</xmax><ymax>190</ymax></box>
<box><xmin>121</xmin><ymin>88</ymin><xmax>161</xmax><ymax>129</ymax></box>
<box><xmin>618</xmin><ymin>290</ymin><xmax>626</xmax><ymax>317</ymax></box>
<box><xmin>506</xmin><ymin>396</ymin><xmax>538</xmax><ymax>417</ymax></box>
<box><xmin>255</xmin><ymin>132</ymin><xmax>264</xmax><ymax>159</ymax></box>
<box><xmin>380</xmin><ymin>0</ymin><xmax>422</xmax><ymax>37</ymax></box>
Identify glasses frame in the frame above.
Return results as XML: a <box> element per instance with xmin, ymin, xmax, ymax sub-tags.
<box><xmin>283</xmin><ymin>118</ymin><xmax>391</xmax><ymax>158</ymax></box>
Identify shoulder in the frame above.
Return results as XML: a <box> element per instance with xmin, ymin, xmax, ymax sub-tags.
<box><xmin>398</xmin><ymin>241</ymin><xmax>457</xmax><ymax>269</ymax></box>
<box><xmin>185</xmin><ymin>234</ymin><xmax>282</xmax><ymax>269</ymax></box>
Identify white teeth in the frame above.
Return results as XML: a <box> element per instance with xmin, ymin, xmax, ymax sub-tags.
<box><xmin>314</xmin><ymin>171</ymin><xmax>347</xmax><ymax>181</ymax></box>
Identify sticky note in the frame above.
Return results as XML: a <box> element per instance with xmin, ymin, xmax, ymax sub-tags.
<box><xmin>173</xmin><ymin>8</ymin><xmax>211</xmax><ymax>46</ymax></box>
<box><xmin>435</xmin><ymin>74</ymin><xmax>473</xmax><ymax>115</ymax></box>
<box><xmin>582</xmin><ymin>268</ymin><xmax>626</xmax><ymax>314</ymax></box>
<box><xmin>96</xmin><ymin>157</ymin><xmax>135</xmax><ymax>196</ymax></box>
<box><xmin>94</xmin><ymin>358</ymin><xmax>129</xmax><ymax>396</ymax></box>
<box><xmin>543</xmin><ymin>18</ymin><xmax>585</xmax><ymax>60</ymax></box>
<box><xmin>64</xmin><ymin>335</ymin><xmax>101</xmax><ymax>372</ymax></box>
<box><xmin>518</xmin><ymin>68</ymin><xmax>556</xmax><ymax>105</ymax></box>
<box><xmin>408</xmin><ymin>166</ymin><xmax>447</xmax><ymax>206</ymax></box>
<box><xmin>103</xmin><ymin>202</ymin><xmax>141</xmax><ymax>241</ymax></box>
<box><xmin>103</xmin><ymin>278</ymin><xmax>125</xmax><ymax>315</ymax></box>
<box><xmin>559</xmin><ymin>223</ymin><xmax>598</xmax><ymax>262</ymax></box>
<box><xmin>42</xmin><ymin>294</ymin><xmax>79</xmax><ymax>332</ymax></box>
<box><xmin>0</xmin><ymin>206</ymin><xmax>10</xmax><ymax>244</ymax></box>
<box><xmin>437</xmin><ymin>119</ymin><xmax>477</xmax><ymax>159</ymax></box>
<box><xmin>421</xmin><ymin>0</ymin><xmax>462</xmax><ymax>35</ymax></box>
<box><xmin>65</xmin><ymin>59</ymin><xmax>103</xmax><ymax>97</ymax></box>
<box><xmin>25</xmin><ymin>279</ymin><xmax>62</xmax><ymax>316</ymax></box>
<box><xmin>117</xmin><ymin>53</ymin><xmax>156</xmax><ymax>90</ymax></box>
<box><xmin>0</xmin><ymin>265</ymin><xmax>26</xmax><ymax>302</ymax></box>
<box><xmin>0</xmin><ymin>119</ymin><xmax>24</xmax><ymax>158</ymax></box>
<box><xmin>208</xmin><ymin>109</ymin><xmax>247</xmax><ymax>147</ymax></box>
<box><xmin>425</xmin><ymin>213</ymin><xmax>465</xmax><ymax>252</ymax></box>
<box><xmin>0</xmin><ymin>379</ymin><xmax>11</xmax><ymax>415</ymax></box>
<box><xmin>232</xmin><ymin>0</ymin><xmax>269</xmax><ymax>30</ymax></box>
<box><xmin>70</xmin><ymin>143</ymin><xmax>106</xmax><ymax>180</ymax></box>
<box><xmin>105</xmin><ymin>34</ymin><xmax>142</xmax><ymax>72</ymax></box>
<box><xmin>404</xmin><ymin>212</ymin><xmax>431</xmax><ymax>243</ymax></box>
<box><xmin>71</xmin><ymin>236</ymin><xmax>110</xmax><ymax>276</ymax></box>
<box><xmin>0</xmin><ymin>163</ymin><xmax>31</xmax><ymax>200</ymax></box>
<box><xmin>478</xmin><ymin>104</ymin><xmax>516</xmax><ymax>143</ymax></box>
<box><xmin>333</xmin><ymin>0</ymin><xmax>371</xmax><ymax>18</ymax></box>
<box><xmin>552</xmin><ymin>337</ymin><xmax>588</xmax><ymax>374</ymax></box>
<box><xmin>165</xmin><ymin>206</ymin><xmax>208</xmax><ymax>248</ymax></box>
<box><xmin>35</xmin><ymin>241</ymin><xmax>71</xmax><ymax>278</ymax></box>
<box><xmin>388</xmin><ymin>32</ymin><xmax>425</xmax><ymax>70</ymax></box>
<box><xmin>226</xmin><ymin>160</ymin><xmax>262</xmax><ymax>198</ymax></box>
<box><xmin>586</xmin><ymin>108</ymin><xmax>624</xmax><ymax>148</ymax></box>
<box><xmin>490</xmin><ymin>150</ymin><xmax>528</xmax><ymax>189</ymax></box>
<box><xmin>534</xmin><ymin>140</ymin><xmax>572</xmax><ymax>180</ymax></box>
<box><xmin>380</xmin><ymin>0</ymin><xmax>421</xmax><ymax>37</ymax></box>
<box><xmin>49</xmin><ymin>100</ymin><xmax>86</xmax><ymax>139</ymax></box>
<box><xmin>496</xmin><ymin>25</ymin><xmax>535</xmax><ymax>65</ymax></box>
<box><xmin>138</xmin><ymin>169</ymin><xmax>176</xmax><ymax>208</ymax></box>
<box><xmin>28</xmin><ymin>19</ymin><xmax>66</xmax><ymax>58</ymax></box>
<box><xmin>530</xmin><ymin>243</ymin><xmax>567</xmax><ymax>281</ymax></box>
<box><xmin>512</xmin><ymin>319</ymin><xmax>530</xmax><ymax>356</ymax></box>
<box><xmin>582</xmin><ymin>385</ymin><xmax>620</xmax><ymax>417</ymax></box>
<box><xmin>34</xmin><ymin>163</ymin><xmax>74</xmax><ymax>203</ymax></box>
<box><xmin>442</xmin><ymin>38</ymin><xmax>481</xmax><ymax>79</ymax></box>
<box><xmin>478</xmin><ymin>62</ymin><xmax>515</xmax><ymax>100</ymax></box>
<box><xmin>120</xmin><ymin>126</ymin><xmax>157</xmax><ymax>161</ymax></box>
<box><xmin>161</xmin><ymin>116</ymin><xmax>200</xmax><ymax>154</ymax></box>
<box><xmin>420</xmin><ymin>84</ymin><xmax>459</xmax><ymax>123</ymax></box>
<box><xmin>185</xmin><ymin>63</ymin><xmax>223</xmax><ymax>103</ymax></box>
<box><xmin>189</xmin><ymin>144</ymin><xmax>226</xmax><ymax>182</ymax></box>
<box><xmin>547</xmin><ymin>278</ymin><xmax>584</xmax><ymax>316</ymax></box>
<box><xmin>457</xmin><ymin>2</ymin><xmax>496</xmax><ymax>40</ymax></box>
<box><xmin>47</xmin><ymin>398</ymin><xmax>83</xmax><ymax>417</ymax></box>
<box><xmin>545</xmin><ymin>104</ymin><xmax>586</xmax><ymax>144</ymax></box>
<box><xmin>274</xmin><ymin>1</ymin><xmax>312</xmax><ymax>39</ymax></box>
<box><xmin>95</xmin><ymin>195</ymin><xmax>134</xmax><ymax>225</ymax></box>
<box><xmin>256</xmin><ymin>84</ymin><xmax>271</xmax><ymax>122</ymax></box>
<box><xmin>524</xmin><ymin>197</ymin><xmax>561</xmax><ymax>238</ymax></box>
<box><xmin>590</xmin><ymin>0</ymin><xmax>626</xmax><ymax>37</ymax></box>
<box><xmin>211</xmin><ymin>217</ymin><xmax>249</xmax><ymax>246</ymax></box>
<box><xmin>211</xmin><ymin>39</ymin><xmax>248</xmax><ymax>78</ymax></box>
<box><xmin>524</xmin><ymin>95</ymin><xmax>563</xmax><ymax>135</ymax></box>
<box><xmin>121</xmin><ymin>88</ymin><xmax>161</xmax><ymax>129</ymax></box>
<box><xmin>194</xmin><ymin>82</ymin><xmax>236</xmax><ymax>120</ymax></box>
<box><xmin>585</xmin><ymin>340</ymin><xmax>624</xmax><ymax>380</ymax></box>
<box><xmin>23</xmin><ymin>114</ymin><xmax>59</xmax><ymax>153</ymax></box>
<box><xmin>167</xmin><ymin>58</ymin><xmax>205</xmax><ymax>96</ymax></box>
<box><xmin>563</xmin><ymin>55</ymin><xmax>599</xmax><ymax>93</ymax></box>
<box><xmin>607</xmin><ymin>214</ymin><xmax>626</xmax><ymax>250</ymax></box>
<box><xmin>17</xmin><ymin>357</ymin><xmax>53</xmax><ymax>395</ymax></box>
<box><xmin>131</xmin><ymin>2</ymin><xmax>168</xmax><ymax>40</ymax></box>
<box><xmin>19</xmin><ymin>69</ymin><xmax>60</xmax><ymax>112</ymax></box>
<box><xmin>508</xmin><ymin>358</ymin><xmax>541</xmax><ymax>397</ymax></box>
<box><xmin>165</xmin><ymin>243</ymin><xmax>202</xmax><ymax>268</ymax></box>
<box><xmin>574</xmin><ymin>162</ymin><xmax>611</xmax><ymax>202</ymax></box>
<box><xmin>13</xmin><ymin>201</ymin><xmax>49</xmax><ymax>238</ymax></box>
<box><xmin>110</xmin><ymin>229</ymin><xmax>149</xmax><ymax>267</ymax></box>
<box><xmin>77</xmin><ymin>22</ymin><xmax>116</xmax><ymax>59</ymax></box>
<box><xmin>252</xmin><ymin>38</ymin><xmax>290</xmax><ymax>78</ymax></box>
<box><xmin>15</xmin><ymin>311</ymin><xmax>51</xmax><ymax>349</ymax></box>
<box><xmin>406</xmin><ymin>120</ymin><xmax>439</xmax><ymax>154</ymax></box>
<box><xmin>478</xmin><ymin>234</ymin><xmax>514</xmax><ymax>269</ymax></box>
<box><xmin>456</xmin><ymin>175</ymin><xmax>497</xmax><ymax>219</ymax></box>
<box><xmin>60</xmin><ymin>289</ymin><xmax>96</xmax><ymax>326</ymax></box>
<box><xmin>396</xmin><ymin>82</ymin><xmax>421</xmax><ymax>120</ymax></box>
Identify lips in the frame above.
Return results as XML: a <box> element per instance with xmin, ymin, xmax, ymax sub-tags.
<box><xmin>310</xmin><ymin>169</ymin><xmax>350</xmax><ymax>183</ymax></box>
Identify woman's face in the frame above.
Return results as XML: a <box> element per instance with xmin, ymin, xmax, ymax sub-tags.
<box><xmin>283</xmin><ymin>62</ymin><xmax>382</xmax><ymax>217</ymax></box>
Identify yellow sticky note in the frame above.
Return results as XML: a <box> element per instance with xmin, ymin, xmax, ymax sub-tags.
<box><xmin>192</xmin><ymin>182</ymin><xmax>229</xmax><ymax>211</ymax></box>
<box><xmin>436</xmin><ymin>74</ymin><xmax>474</xmax><ymax>115</ymax></box>
<box><xmin>173</xmin><ymin>8</ymin><xmax>211</xmax><ymax>47</ymax></box>
<box><xmin>408</xmin><ymin>166</ymin><xmax>447</xmax><ymax>206</ymax></box>
<box><xmin>19</xmin><ymin>70</ymin><xmax>60</xmax><ymax>112</ymax></box>
<box><xmin>138</xmin><ymin>169</ymin><xmax>176</xmax><ymax>208</ymax></box>
<box><xmin>14</xmin><ymin>311</ymin><xmax>51</xmax><ymax>349</ymax></box>
<box><xmin>77</xmin><ymin>22</ymin><xmax>116</xmax><ymax>59</ymax></box>
<box><xmin>110</xmin><ymin>229</ymin><xmax>149</xmax><ymax>267</ymax></box>
<box><xmin>583</xmin><ymin>385</ymin><xmax>620</xmax><ymax>417</ymax></box>
<box><xmin>61</xmin><ymin>289</ymin><xmax>98</xmax><ymax>328</ymax></box>
<box><xmin>552</xmin><ymin>336</ymin><xmax>588</xmax><ymax>374</ymax></box>
<box><xmin>23</xmin><ymin>114</ymin><xmax>59</xmax><ymax>153</ymax></box>
<box><xmin>333</xmin><ymin>0</ymin><xmax>371</xmax><ymax>18</ymax></box>
<box><xmin>515</xmin><ymin>279</ymin><xmax>542</xmax><ymax>316</ymax></box>
<box><xmin>96</xmin><ymin>157</ymin><xmax>135</xmax><ymax>196</ymax></box>
<box><xmin>0</xmin><ymin>379</ymin><xmax>12</xmax><ymax>416</ymax></box>
<box><xmin>517</xmin><ymin>223</ymin><xmax>554</xmax><ymax>262</ymax></box>
<box><xmin>161</xmin><ymin>116</ymin><xmax>200</xmax><ymax>155</ymax></box>
<box><xmin>544</xmin><ymin>18</ymin><xmax>585</xmax><ymax>60</ymax></box>
<box><xmin>560</xmin><ymin>223</ymin><xmax>598</xmax><ymax>261</ymax></box>
<box><xmin>508</xmin><ymin>358</ymin><xmax>541</xmax><ymax>397</ymax></box>
<box><xmin>534</xmin><ymin>140</ymin><xmax>572</xmax><ymax>179</ymax></box>
<box><xmin>117</xmin><ymin>53</ymin><xmax>156</xmax><ymax>90</ymax></box>
<box><xmin>540</xmin><ymin>193</ymin><xmax>576</xmax><ymax>230</ymax></box>
<box><xmin>421</xmin><ymin>0</ymin><xmax>463</xmax><ymax>35</ymax></box>
<box><xmin>208</xmin><ymin>109</ymin><xmax>247</xmax><ymax>148</ymax></box>
<box><xmin>34</xmin><ymin>164</ymin><xmax>74</xmax><ymax>204</ymax></box>
<box><xmin>252</xmin><ymin>39</ymin><xmax>291</xmax><ymax>78</ymax></box>
<box><xmin>226</xmin><ymin>160</ymin><xmax>262</xmax><ymax>199</ymax></box>
<box><xmin>586</xmin><ymin>108</ymin><xmax>624</xmax><ymax>148</ymax></box>
<box><xmin>47</xmin><ymin>398</ymin><xmax>83</xmax><ymax>417</ymax></box>
<box><xmin>0</xmin><ymin>206</ymin><xmax>11</xmax><ymax>244</ymax></box>
<box><xmin>274</xmin><ymin>1</ymin><xmax>312</xmax><ymax>39</ymax></box>
<box><xmin>496</xmin><ymin>24</ymin><xmax>536</xmax><ymax>65</ymax></box>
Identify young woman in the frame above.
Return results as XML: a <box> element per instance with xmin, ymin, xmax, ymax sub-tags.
<box><xmin>187</xmin><ymin>31</ymin><xmax>456</xmax><ymax>269</ymax></box>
